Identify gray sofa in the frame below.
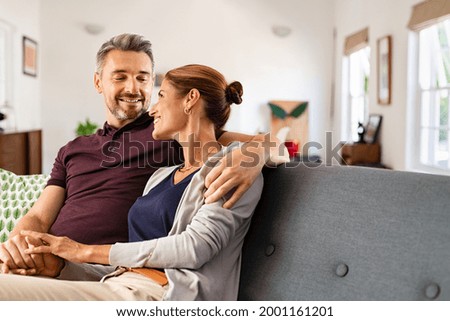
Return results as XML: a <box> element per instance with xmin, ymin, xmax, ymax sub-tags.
<box><xmin>239</xmin><ymin>163</ymin><xmax>450</xmax><ymax>300</ymax></box>
<box><xmin>2</xmin><ymin>165</ymin><xmax>449</xmax><ymax>300</ymax></box>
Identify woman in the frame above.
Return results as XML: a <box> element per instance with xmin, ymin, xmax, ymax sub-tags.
<box><xmin>0</xmin><ymin>64</ymin><xmax>263</xmax><ymax>300</ymax></box>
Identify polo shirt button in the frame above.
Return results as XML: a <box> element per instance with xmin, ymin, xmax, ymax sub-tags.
<box><xmin>265</xmin><ymin>244</ymin><xmax>275</xmax><ymax>256</ymax></box>
<box><xmin>425</xmin><ymin>283</ymin><xmax>440</xmax><ymax>300</ymax></box>
<box><xmin>335</xmin><ymin>263</ymin><xmax>349</xmax><ymax>277</ymax></box>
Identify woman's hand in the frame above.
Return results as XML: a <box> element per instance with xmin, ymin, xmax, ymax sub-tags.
<box><xmin>21</xmin><ymin>230</ymin><xmax>111</xmax><ymax>265</ymax></box>
<box><xmin>21</xmin><ymin>230</ymin><xmax>90</xmax><ymax>263</ymax></box>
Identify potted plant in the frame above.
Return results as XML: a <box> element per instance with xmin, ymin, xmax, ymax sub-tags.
<box><xmin>75</xmin><ymin>118</ymin><xmax>99</xmax><ymax>136</ymax></box>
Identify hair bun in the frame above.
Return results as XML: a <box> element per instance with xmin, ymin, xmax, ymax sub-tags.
<box><xmin>225</xmin><ymin>81</ymin><xmax>243</xmax><ymax>105</ymax></box>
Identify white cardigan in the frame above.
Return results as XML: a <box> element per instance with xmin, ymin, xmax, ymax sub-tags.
<box><xmin>109</xmin><ymin>143</ymin><xmax>264</xmax><ymax>300</ymax></box>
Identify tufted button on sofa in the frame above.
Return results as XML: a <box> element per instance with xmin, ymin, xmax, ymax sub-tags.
<box><xmin>335</xmin><ymin>263</ymin><xmax>349</xmax><ymax>278</ymax></box>
<box><xmin>238</xmin><ymin>163</ymin><xmax>450</xmax><ymax>300</ymax></box>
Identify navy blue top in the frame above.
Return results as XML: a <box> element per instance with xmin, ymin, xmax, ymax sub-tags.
<box><xmin>128</xmin><ymin>168</ymin><xmax>198</xmax><ymax>242</ymax></box>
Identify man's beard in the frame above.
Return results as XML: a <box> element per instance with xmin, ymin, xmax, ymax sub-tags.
<box><xmin>108</xmin><ymin>93</ymin><xmax>150</xmax><ymax>121</ymax></box>
<box><xmin>109</xmin><ymin>105</ymin><xmax>147</xmax><ymax>121</ymax></box>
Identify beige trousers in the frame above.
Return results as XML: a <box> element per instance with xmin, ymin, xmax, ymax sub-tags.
<box><xmin>0</xmin><ymin>269</ymin><xmax>168</xmax><ymax>301</ymax></box>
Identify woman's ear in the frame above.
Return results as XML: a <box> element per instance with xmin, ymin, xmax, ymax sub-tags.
<box><xmin>186</xmin><ymin>88</ymin><xmax>200</xmax><ymax>108</ymax></box>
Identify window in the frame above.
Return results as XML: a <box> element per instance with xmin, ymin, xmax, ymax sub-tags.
<box><xmin>417</xmin><ymin>19</ymin><xmax>450</xmax><ymax>170</ymax></box>
<box><xmin>348</xmin><ymin>47</ymin><xmax>370</xmax><ymax>142</ymax></box>
<box><xmin>342</xmin><ymin>46</ymin><xmax>370</xmax><ymax>142</ymax></box>
<box><xmin>342</xmin><ymin>28</ymin><xmax>370</xmax><ymax>142</ymax></box>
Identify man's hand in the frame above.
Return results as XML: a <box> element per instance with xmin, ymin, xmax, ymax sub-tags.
<box><xmin>0</xmin><ymin>234</ymin><xmax>44</xmax><ymax>274</ymax></box>
<box><xmin>1</xmin><ymin>235</ymin><xmax>64</xmax><ymax>277</ymax></box>
<box><xmin>19</xmin><ymin>235</ymin><xmax>65</xmax><ymax>277</ymax></box>
<box><xmin>204</xmin><ymin>143</ymin><xmax>265</xmax><ymax>209</ymax></box>
<box><xmin>205</xmin><ymin>132</ymin><xmax>289</xmax><ymax>208</ymax></box>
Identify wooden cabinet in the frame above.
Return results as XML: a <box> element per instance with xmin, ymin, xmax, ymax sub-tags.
<box><xmin>0</xmin><ymin>130</ymin><xmax>42</xmax><ymax>174</ymax></box>
<box><xmin>341</xmin><ymin>143</ymin><xmax>381</xmax><ymax>165</ymax></box>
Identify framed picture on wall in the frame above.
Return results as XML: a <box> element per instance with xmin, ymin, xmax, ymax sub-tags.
<box><xmin>377</xmin><ymin>35</ymin><xmax>392</xmax><ymax>105</ymax></box>
<box><xmin>23</xmin><ymin>36</ymin><xmax>37</xmax><ymax>77</ymax></box>
<box><xmin>364</xmin><ymin>114</ymin><xmax>383</xmax><ymax>144</ymax></box>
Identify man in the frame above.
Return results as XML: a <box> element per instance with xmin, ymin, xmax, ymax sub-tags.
<box><xmin>0</xmin><ymin>34</ymin><xmax>285</xmax><ymax>277</ymax></box>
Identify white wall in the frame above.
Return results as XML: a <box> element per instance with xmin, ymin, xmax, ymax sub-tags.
<box><xmin>333</xmin><ymin>0</ymin><xmax>422</xmax><ymax>170</ymax></box>
<box><xmin>1</xmin><ymin>0</ymin><xmax>429</xmax><ymax>173</ymax></box>
<box><xmin>39</xmin><ymin>0</ymin><xmax>334</xmax><ymax>173</ymax></box>
<box><xmin>0</xmin><ymin>0</ymin><xmax>41</xmax><ymax>131</ymax></box>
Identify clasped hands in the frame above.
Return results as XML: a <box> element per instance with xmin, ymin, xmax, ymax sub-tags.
<box><xmin>0</xmin><ymin>231</ymin><xmax>67</xmax><ymax>277</ymax></box>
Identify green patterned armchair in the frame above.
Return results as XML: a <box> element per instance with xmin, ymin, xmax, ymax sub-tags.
<box><xmin>0</xmin><ymin>169</ymin><xmax>49</xmax><ymax>242</ymax></box>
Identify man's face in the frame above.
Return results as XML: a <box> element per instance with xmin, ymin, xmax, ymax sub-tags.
<box><xmin>94</xmin><ymin>49</ymin><xmax>154</xmax><ymax>128</ymax></box>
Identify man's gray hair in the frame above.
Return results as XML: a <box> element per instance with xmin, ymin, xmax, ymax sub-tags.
<box><xmin>96</xmin><ymin>33</ymin><xmax>154</xmax><ymax>74</ymax></box>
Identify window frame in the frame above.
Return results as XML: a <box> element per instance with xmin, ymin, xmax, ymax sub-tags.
<box><xmin>409</xmin><ymin>19</ymin><xmax>450</xmax><ymax>175</ymax></box>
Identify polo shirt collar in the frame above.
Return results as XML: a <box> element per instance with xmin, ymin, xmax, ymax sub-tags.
<box><xmin>99</xmin><ymin>112</ymin><xmax>153</xmax><ymax>136</ymax></box>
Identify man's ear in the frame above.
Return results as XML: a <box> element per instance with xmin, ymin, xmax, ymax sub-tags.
<box><xmin>186</xmin><ymin>88</ymin><xmax>200</xmax><ymax>108</ymax></box>
<box><xmin>94</xmin><ymin>72</ymin><xmax>102</xmax><ymax>93</ymax></box>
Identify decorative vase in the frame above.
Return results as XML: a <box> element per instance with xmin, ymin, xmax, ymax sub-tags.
<box><xmin>284</xmin><ymin>140</ymin><xmax>299</xmax><ymax>158</ymax></box>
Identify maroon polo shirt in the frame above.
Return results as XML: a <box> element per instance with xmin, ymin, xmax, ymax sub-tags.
<box><xmin>48</xmin><ymin>113</ymin><xmax>182</xmax><ymax>244</ymax></box>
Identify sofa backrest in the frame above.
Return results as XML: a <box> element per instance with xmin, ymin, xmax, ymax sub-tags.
<box><xmin>239</xmin><ymin>163</ymin><xmax>450</xmax><ymax>300</ymax></box>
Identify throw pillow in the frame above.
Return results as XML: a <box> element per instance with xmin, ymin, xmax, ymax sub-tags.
<box><xmin>0</xmin><ymin>168</ymin><xmax>49</xmax><ymax>242</ymax></box>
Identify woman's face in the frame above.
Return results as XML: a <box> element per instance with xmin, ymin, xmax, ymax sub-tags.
<box><xmin>150</xmin><ymin>79</ymin><xmax>188</xmax><ymax>140</ymax></box>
